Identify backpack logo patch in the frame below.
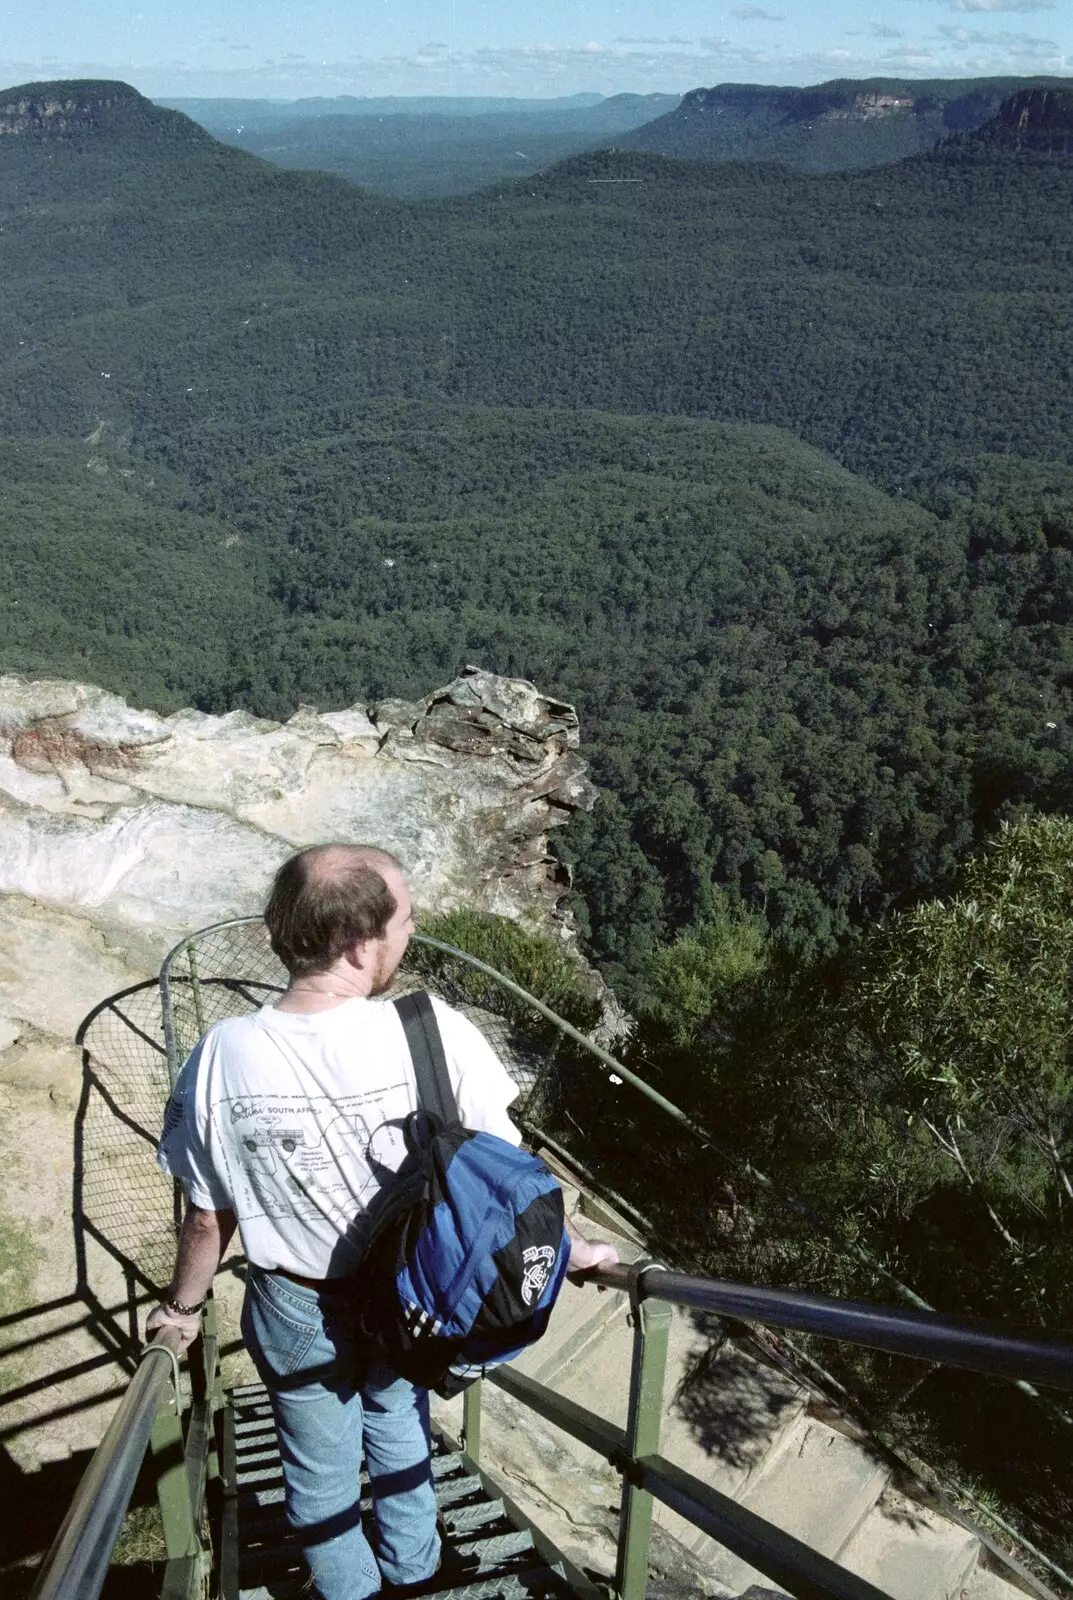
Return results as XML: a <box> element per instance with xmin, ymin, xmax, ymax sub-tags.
<box><xmin>521</xmin><ymin>1244</ymin><xmax>557</xmax><ymax>1306</ymax></box>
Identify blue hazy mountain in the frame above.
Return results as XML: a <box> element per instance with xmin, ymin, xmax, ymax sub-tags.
<box><xmin>159</xmin><ymin>91</ymin><xmax>681</xmax><ymax>197</ymax></box>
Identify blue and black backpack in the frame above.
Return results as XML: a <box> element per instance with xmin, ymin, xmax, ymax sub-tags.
<box><xmin>351</xmin><ymin>991</ymin><xmax>570</xmax><ymax>1397</ymax></box>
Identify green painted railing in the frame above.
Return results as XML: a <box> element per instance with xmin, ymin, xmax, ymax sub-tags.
<box><xmin>28</xmin><ymin>1296</ymin><xmax>223</xmax><ymax>1600</ymax></box>
<box><xmin>459</xmin><ymin>1259</ymin><xmax>1073</xmax><ymax>1600</ymax></box>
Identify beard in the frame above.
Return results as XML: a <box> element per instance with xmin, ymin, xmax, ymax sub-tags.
<box><xmin>368</xmin><ymin>947</ymin><xmax>401</xmax><ymax>997</ymax></box>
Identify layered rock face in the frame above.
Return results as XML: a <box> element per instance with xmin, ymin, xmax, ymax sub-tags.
<box><xmin>0</xmin><ymin>663</ymin><xmax>592</xmax><ymax>972</ymax></box>
<box><xmin>0</xmin><ymin>666</ymin><xmax>593</xmax><ymax>1481</ymax></box>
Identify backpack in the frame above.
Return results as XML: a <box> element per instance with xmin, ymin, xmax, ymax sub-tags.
<box><xmin>350</xmin><ymin>991</ymin><xmax>570</xmax><ymax>1397</ymax></box>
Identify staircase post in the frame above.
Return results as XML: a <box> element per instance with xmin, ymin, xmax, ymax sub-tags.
<box><xmin>616</xmin><ymin>1270</ymin><xmax>672</xmax><ymax>1600</ymax></box>
<box><xmin>149</xmin><ymin>1371</ymin><xmax>203</xmax><ymax>1563</ymax></box>
<box><xmin>462</xmin><ymin>1377</ymin><xmax>483</xmax><ymax>1467</ymax></box>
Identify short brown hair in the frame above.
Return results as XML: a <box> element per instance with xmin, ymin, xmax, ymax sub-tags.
<box><xmin>264</xmin><ymin>845</ymin><xmax>402</xmax><ymax>978</ymax></box>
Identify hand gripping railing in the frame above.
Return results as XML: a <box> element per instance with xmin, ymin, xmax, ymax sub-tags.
<box><xmin>459</xmin><ymin>1260</ymin><xmax>1073</xmax><ymax>1600</ymax></box>
<box><xmin>29</xmin><ymin>1302</ymin><xmax>221</xmax><ymax>1600</ymax></box>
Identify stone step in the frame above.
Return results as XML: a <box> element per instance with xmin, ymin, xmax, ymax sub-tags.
<box><xmin>514</xmin><ymin>1272</ymin><xmax>635</xmax><ymax>1385</ymax></box>
<box><xmin>449</xmin><ymin>1294</ymin><xmax>811</xmax><ymax>1590</ymax></box>
<box><xmin>695</xmin><ymin>1413</ymin><xmax>890</xmax><ymax>1597</ymax></box>
<box><xmin>552</xmin><ymin>1305</ymin><xmax>809</xmax><ymax>1507</ymax></box>
<box><xmin>963</xmin><ymin>1560</ymin><xmax>1043</xmax><ymax>1599</ymax></box>
<box><xmin>835</xmin><ymin>1487</ymin><xmax>982</xmax><ymax>1600</ymax></box>
<box><xmin>741</xmin><ymin>1415</ymin><xmax>891</xmax><ymax>1558</ymax></box>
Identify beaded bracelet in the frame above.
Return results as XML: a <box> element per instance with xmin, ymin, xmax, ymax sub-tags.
<box><xmin>165</xmin><ymin>1296</ymin><xmax>205</xmax><ymax>1316</ymax></box>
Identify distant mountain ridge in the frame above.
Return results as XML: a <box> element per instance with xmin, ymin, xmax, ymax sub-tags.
<box><xmin>160</xmin><ymin>92</ymin><xmax>611</xmax><ymax>122</ymax></box>
<box><xmin>2</xmin><ymin>74</ymin><xmax>1071</xmax><ymax>482</ymax></box>
<box><xmin>619</xmin><ymin>75</ymin><xmax>1071</xmax><ymax>171</ymax></box>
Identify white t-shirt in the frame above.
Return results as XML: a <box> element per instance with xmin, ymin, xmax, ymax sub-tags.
<box><xmin>157</xmin><ymin>994</ymin><xmax>522</xmax><ymax>1278</ymax></box>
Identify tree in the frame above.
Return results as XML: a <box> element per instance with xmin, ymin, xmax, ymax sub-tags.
<box><xmin>643</xmin><ymin>896</ymin><xmax>771</xmax><ymax>1047</ymax></box>
<box><xmin>859</xmin><ymin>814</ymin><xmax>1073</xmax><ymax>1318</ymax></box>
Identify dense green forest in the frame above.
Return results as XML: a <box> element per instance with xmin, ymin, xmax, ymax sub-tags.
<box><xmin>5</xmin><ymin>411</ymin><xmax>1070</xmax><ymax>977</ymax></box>
<box><xmin>1</xmin><ymin>79</ymin><xmax>1071</xmax><ymax>977</ymax></box>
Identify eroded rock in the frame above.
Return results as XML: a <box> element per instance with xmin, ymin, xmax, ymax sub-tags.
<box><xmin>0</xmin><ymin>664</ymin><xmax>595</xmax><ymax>953</ymax></box>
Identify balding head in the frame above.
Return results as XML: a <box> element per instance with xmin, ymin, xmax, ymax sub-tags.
<box><xmin>264</xmin><ymin>844</ymin><xmax>406</xmax><ymax>978</ymax></box>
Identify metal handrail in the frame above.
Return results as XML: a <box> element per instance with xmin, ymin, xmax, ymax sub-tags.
<box><xmin>29</xmin><ymin>1330</ymin><xmax>183</xmax><ymax>1600</ymax></box>
<box><xmin>154</xmin><ymin>917</ymin><xmax>1073</xmax><ymax>1599</ymax></box>
<box><xmin>464</xmin><ymin>1263</ymin><xmax>1070</xmax><ymax>1600</ymax></box>
<box><xmin>591</xmin><ymin>1261</ymin><xmax>1073</xmax><ymax>1391</ymax></box>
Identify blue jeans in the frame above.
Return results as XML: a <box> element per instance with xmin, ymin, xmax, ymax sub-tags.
<box><xmin>241</xmin><ymin>1266</ymin><xmax>439</xmax><ymax>1600</ymax></box>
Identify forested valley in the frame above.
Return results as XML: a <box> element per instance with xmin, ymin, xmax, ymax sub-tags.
<box><xmin>2</xmin><ymin>76</ymin><xmax>1073</xmax><ymax>1563</ymax></box>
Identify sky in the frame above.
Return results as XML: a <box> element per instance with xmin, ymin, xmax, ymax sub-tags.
<box><xmin>0</xmin><ymin>0</ymin><xmax>1068</xmax><ymax>101</ymax></box>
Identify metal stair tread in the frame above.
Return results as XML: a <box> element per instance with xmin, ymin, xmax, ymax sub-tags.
<box><xmin>391</xmin><ymin>1568</ymin><xmax>576</xmax><ymax>1600</ymax></box>
<box><xmin>239</xmin><ymin>1561</ymin><xmax>573</xmax><ymax>1600</ymax></box>
<box><xmin>231</xmin><ymin>1389</ymin><xmax>573</xmax><ymax>1600</ymax></box>
<box><xmin>441</xmin><ymin>1498</ymin><xmax>519</xmax><ymax>1536</ymax></box>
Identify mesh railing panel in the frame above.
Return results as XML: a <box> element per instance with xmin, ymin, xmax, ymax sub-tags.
<box><xmin>78</xmin><ymin>982</ymin><xmax>179</xmax><ymax>1297</ymax></box>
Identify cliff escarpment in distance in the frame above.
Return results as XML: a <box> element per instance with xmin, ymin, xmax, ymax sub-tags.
<box><xmin>617</xmin><ymin>74</ymin><xmax>1068</xmax><ymax>170</ymax></box>
<box><xmin>936</xmin><ymin>84</ymin><xmax>1073</xmax><ymax>157</ymax></box>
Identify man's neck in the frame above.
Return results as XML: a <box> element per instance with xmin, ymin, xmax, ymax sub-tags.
<box><xmin>276</xmin><ymin>972</ymin><xmax>370</xmax><ymax>1013</ymax></box>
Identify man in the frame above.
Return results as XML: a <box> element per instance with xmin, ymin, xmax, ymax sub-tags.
<box><xmin>149</xmin><ymin>843</ymin><xmax>616</xmax><ymax>1600</ymax></box>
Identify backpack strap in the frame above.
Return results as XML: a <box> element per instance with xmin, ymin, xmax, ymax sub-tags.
<box><xmin>393</xmin><ymin>991</ymin><xmax>460</xmax><ymax>1126</ymax></box>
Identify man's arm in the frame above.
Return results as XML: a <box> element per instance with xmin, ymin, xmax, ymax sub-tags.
<box><xmin>145</xmin><ymin>1203</ymin><xmax>237</xmax><ymax>1351</ymax></box>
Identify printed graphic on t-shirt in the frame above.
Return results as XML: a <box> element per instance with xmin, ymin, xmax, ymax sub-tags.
<box><xmin>214</xmin><ymin>1085</ymin><xmax>410</xmax><ymax>1222</ymax></box>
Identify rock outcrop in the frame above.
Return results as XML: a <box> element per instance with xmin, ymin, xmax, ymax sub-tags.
<box><xmin>938</xmin><ymin>86</ymin><xmax>1073</xmax><ymax>157</ymax></box>
<box><xmin>0</xmin><ymin>664</ymin><xmax>593</xmax><ymax>974</ymax></box>
<box><xmin>0</xmin><ymin>78</ymin><xmax>208</xmax><ymax>142</ymax></box>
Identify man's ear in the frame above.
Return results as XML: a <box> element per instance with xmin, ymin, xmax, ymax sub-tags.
<box><xmin>342</xmin><ymin>938</ymin><xmax>374</xmax><ymax>972</ymax></box>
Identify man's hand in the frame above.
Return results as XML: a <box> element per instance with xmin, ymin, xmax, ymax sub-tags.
<box><xmin>566</xmin><ymin>1232</ymin><xmax>620</xmax><ymax>1288</ymax></box>
<box><xmin>145</xmin><ymin>1301</ymin><xmax>203</xmax><ymax>1353</ymax></box>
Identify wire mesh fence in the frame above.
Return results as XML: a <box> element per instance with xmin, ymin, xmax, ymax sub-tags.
<box><xmin>76</xmin><ymin>982</ymin><xmax>180</xmax><ymax>1303</ymax></box>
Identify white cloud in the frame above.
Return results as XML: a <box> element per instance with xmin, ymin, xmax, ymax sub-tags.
<box><xmin>880</xmin><ymin>45</ymin><xmax>941</xmax><ymax>67</ymax></box>
<box><xmin>950</xmin><ymin>0</ymin><xmax>1054</xmax><ymax>10</ymax></box>
<box><xmin>730</xmin><ymin>6</ymin><xmax>786</xmax><ymax>20</ymax></box>
<box><xmin>5</xmin><ymin>11</ymin><xmax>1067</xmax><ymax>101</ymax></box>
<box><xmin>937</xmin><ymin>24</ymin><xmax>979</xmax><ymax>43</ymax></box>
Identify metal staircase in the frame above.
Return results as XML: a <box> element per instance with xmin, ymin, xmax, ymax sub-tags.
<box><xmin>227</xmin><ymin>1382</ymin><xmax>587</xmax><ymax>1600</ymax></box>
